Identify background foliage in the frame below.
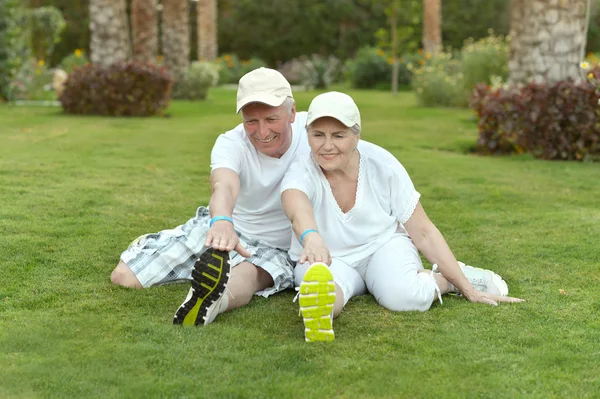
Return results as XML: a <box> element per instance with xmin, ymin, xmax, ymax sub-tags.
<box><xmin>0</xmin><ymin>0</ymin><xmax>32</xmax><ymax>101</ymax></box>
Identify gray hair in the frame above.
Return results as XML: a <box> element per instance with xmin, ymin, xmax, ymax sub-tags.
<box><xmin>282</xmin><ymin>97</ymin><xmax>295</xmax><ymax>116</ymax></box>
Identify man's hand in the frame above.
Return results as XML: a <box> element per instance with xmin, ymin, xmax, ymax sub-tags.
<box><xmin>204</xmin><ymin>220</ymin><xmax>252</xmax><ymax>258</ymax></box>
<box><xmin>299</xmin><ymin>233</ymin><xmax>331</xmax><ymax>266</ymax></box>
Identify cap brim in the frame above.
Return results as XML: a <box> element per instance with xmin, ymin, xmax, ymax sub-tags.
<box><xmin>236</xmin><ymin>94</ymin><xmax>287</xmax><ymax>113</ymax></box>
<box><xmin>306</xmin><ymin>111</ymin><xmax>356</xmax><ymax>128</ymax></box>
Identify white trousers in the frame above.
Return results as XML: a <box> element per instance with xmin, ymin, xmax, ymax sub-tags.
<box><xmin>294</xmin><ymin>233</ymin><xmax>439</xmax><ymax>312</ymax></box>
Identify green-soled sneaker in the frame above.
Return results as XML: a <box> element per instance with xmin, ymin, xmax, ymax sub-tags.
<box><xmin>299</xmin><ymin>263</ymin><xmax>336</xmax><ymax>342</ymax></box>
<box><xmin>173</xmin><ymin>248</ymin><xmax>230</xmax><ymax>326</ymax></box>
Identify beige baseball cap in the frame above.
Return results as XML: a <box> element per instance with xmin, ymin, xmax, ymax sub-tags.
<box><xmin>236</xmin><ymin>67</ymin><xmax>293</xmax><ymax>113</ymax></box>
<box><xmin>306</xmin><ymin>91</ymin><xmax>361</xmax><ymax>129</ymax></box>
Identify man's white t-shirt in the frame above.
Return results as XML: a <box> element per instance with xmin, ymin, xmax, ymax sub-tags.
<box><xmin>281</xmin><ymin>140</ymin><xmax>420</xmax><ymax>264</ymax></box>
<box><xmin>210</xmin><ymin>111</ymin><xmax>309</xmax><ymax>250</ymax></box>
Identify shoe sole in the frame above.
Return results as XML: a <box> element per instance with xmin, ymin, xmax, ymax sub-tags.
<box><xmin>173</xmin><ymin>248</ymin><xmax>230</xmax><ymax>326</ymax></box>
<box><xmin>299</xmin><ymin>263</ymin><xmax>336</xmax><ymax>342</ymax></box>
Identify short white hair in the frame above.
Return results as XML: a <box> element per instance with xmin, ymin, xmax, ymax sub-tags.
<box><xmin>282</xmin><ymin>97</ymin><xmax>295</xmax><ymax>115</ymax></box>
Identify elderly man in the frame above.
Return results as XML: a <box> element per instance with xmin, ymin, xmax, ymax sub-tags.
<box><xmin>110</xmin><ymin>68</ymin><xmax>309</xmax><ymax>326</ymax></box>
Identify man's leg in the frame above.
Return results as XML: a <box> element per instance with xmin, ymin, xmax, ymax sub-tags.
<box><xmin>225</xmin><ymin>261</ymin><xmax>273</xmax><ymax>310</ymax></box>
<box><xmin>111</xmin><ymin>260</ymin><xmax>143</xmax><ymax>289</ymax></box>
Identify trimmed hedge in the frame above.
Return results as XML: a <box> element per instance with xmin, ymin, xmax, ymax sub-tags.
<box><xmin>471</xmin><ymin>80</ymin><xmax>600</xmax><ymax>161</ymax></box>
<box><xmin>59</xmin><ymin>62</ymin><xmax>173</xmax><ymax>116</ymax></box>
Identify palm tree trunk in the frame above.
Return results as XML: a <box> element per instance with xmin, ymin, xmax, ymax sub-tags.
<box><xmin>132</xmin><ymin>0</ymin><xmax>158</xmax><ymax>63</ymax></box>
<box><xmin>197</xmin><ymin>0</ymin><xmax>218</xmax><ymax>60</ymax></box>
<box><xmin>422</xmin><ymin>0</ymin><xmax>441</xmax><ymax>55</ymax></box>
<box><xmin>508</xmin><ymin>0</ymin><xmax>590</xmax><ymax>84</ymax></box>
<box><xmin>162</xmin><ymin>0</ymin><xmax>190</xmax><ymax>82</ymax></box>
<box><xmin>89</xmin><ymin>0</ymin><xmax>131</xmax><ymax>67</ymax></box>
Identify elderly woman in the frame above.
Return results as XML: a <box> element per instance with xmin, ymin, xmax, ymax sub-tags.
<box><xmin>281</xmin><ymin>92</ymin><xmax>524</xmax><ymax>342</ymax></box>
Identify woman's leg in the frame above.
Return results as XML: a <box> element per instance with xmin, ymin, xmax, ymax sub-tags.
<box><xmin>294</xmin><ymin>259</ymin><xmax>366</xmax><ymax>318</ymax></box>
<box><xmin>365</xmin><ymin>234</ymin><xmax>443</xmax><ymax>312</ymax></box>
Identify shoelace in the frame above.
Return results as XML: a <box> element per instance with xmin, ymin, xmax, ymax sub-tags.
<box><xmin>293</xmin><ymin>287</ymin><xmax>301</xmax><ymax>316</ymax></box>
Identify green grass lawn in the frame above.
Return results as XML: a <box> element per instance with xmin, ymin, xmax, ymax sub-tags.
<box><xmin>1</xmin><ymin>88</ymin><xmax>599</xmax><ymax>398</ymax></box>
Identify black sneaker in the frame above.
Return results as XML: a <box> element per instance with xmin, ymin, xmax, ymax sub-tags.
<box><xmin>173</xmin><ymin>248</ymin><xmax>230</xmax><ymax>326</ymax></box>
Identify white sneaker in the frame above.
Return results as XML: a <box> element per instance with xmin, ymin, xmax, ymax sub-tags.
<box><xmin>173</xmin><ymin>248</ymin><xmax>230</xmax><ymax>326</ymax></box>
<box><xmin>433</xmin><ymin>261</ymin><xmax>508</xmax><ymax>296</ymax></box>
<box><xmin>298</xmin><ymin>263</ymin><xmax>336</xmax><ymax>342</ymax></box>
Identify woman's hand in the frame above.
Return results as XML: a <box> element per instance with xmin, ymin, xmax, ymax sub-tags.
<box><xmin>462</xmin><ymin>290</ymin><xmax>525</xmax><ymax>306</ymax></box>
<box><xmin>299</xmin><ymin>233</ymin><xmax>331</xmax><ymax>266</ymax></box>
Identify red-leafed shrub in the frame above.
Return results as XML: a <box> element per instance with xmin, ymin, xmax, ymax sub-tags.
<box><xmin>471</xmin><ymin>78</ymin><xmax>600</xmax><ymax>161</ymax></box>
<box><xmin>59</xmin><ymin>62</ymin><xmax>173</xmax><ymax>116</ymax></box>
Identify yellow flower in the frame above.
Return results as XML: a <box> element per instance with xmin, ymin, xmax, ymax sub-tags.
<box><xmin>224</xmin><ymin>54</ymin><xmax>232</xmax><ymax>61</ymax></box>
<box><xmin>157</xmin><ymin>55</ymin><xmax>164</xmax><ymax>63</ymax></box>
<box><xmin>376</xmin><ymin>49</ymin><xmax>385</xmax><ymax>57</ymax></box>
<box><xmin>588</xmin><ymin>72</ymin><xmax>594</xmax><ymax>79</ymax></box>
<box><xmin>580</xmin><ymin>61</ymin><xmax>590</xmax><ymax>70</ymax></box>
<box><xmin>417</xmin><ymin>49</ymin><xmax>423</xmax><ymax>55</ymax></box>
<box><xmin>74</xmin><ymin>49</ymin><xmax>83</xmax><ymax>58</ymax></box>
<box><xmin>227</xmin><ymin>61</ymin><xmax>234</xmax><ymax>68</ymax></box>
<box><xmin>425</xmin><ymin>52</ymin><xmax>431</xmax><ymax>60</ymax></box>
<box><xmin>387</xmin><ymin>57</ymin><xmax>394</xmax><ymax>65</ymax></box>
<box><xmin>418</xmin><ymin>59</ymin><xmax>425</xmax><ymax>65</ymax></box>
<box><xmin>38</xmin><ymin>59</ymin><xmax>45</xmax><ymax>67</ymax></box>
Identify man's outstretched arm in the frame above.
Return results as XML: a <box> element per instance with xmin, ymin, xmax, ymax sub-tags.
<box><xmin>206</xmin><ymin>168</ymin><xmax>251</xmax><ymax>257</ymax></box>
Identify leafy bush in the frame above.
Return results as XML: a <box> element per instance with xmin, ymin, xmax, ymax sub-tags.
<box><xmin>59</xmin><ymin>49</ymin><xmax>89</xmax><ymax>74</ymax></box>
<box><xmin>9</xmin><ymin>58</ymin><xmax>54</xmax><ymax>101</ymax></box>
<box><xmin>461</xmin><ymin>33</ymin><xmax>509</xmax><ymax>99</ymax></box>
<box><xmin>471</xmin><ymin>79</ymin><xmax>600</xmax><ymax>161</ymax></box>
<box><xmin>0</xmin><ymin>0</ymin><xmax>31</xmax><ymax>101</ymax></box>
<box><xmin>174</xmin><ymin>61</ymin><xmax>219</xmax><ymax>100</ymax></box>
<box><xmin>29</xmin><ymin>6</ymin><xmax>66</xmax><ymax>62</ymax></box>
<box><xmin>410</xmin><ymin>52</ymin><xmax>466</xmax><ymax>107</ymax></box>
<box><xmin>215</xmin><ymin>54</ymin><xmax>267</xmax><ymax>84</ymax></box>
<box><xmin>345</xmin><ymin>47</ymin><xmax>390</xmax><ymax>89</ymax></box>
<box><xmin>300</xmin><ymin>54</ymin><xmax>341</xmax><ymax>89</ymax></box>
<box><xmin>59</xmin><ymin>62</ymin><xmax>173</xmax><ymax>116</ymax></box>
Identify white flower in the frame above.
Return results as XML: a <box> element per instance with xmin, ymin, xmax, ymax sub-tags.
<box><xmin>580</xmin><ymin>61</ymin><xmax>590</xmax><ymax>70</ymax></box>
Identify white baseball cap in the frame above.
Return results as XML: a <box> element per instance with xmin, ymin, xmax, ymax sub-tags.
<box><xmin>236</xmin><ymin>67</ymin><xmax>293</xmax><ymax>113</ymax></box>
<box><xmin>306</xmin><ymin>91</ymin><xmax>361</xmax><ymax>129</ymax></box>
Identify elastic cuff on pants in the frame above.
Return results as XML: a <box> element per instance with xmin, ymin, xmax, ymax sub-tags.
<box><xmin>418</xmin><ymin>272</ymin><xmax>443</xmax><ymax>305</ymax></box>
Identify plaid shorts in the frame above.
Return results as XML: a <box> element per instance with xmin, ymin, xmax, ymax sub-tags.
<box><xmin>120</xmin><ymin>206</ymin><xmax>295</xmax><ymax>297</ymax></box>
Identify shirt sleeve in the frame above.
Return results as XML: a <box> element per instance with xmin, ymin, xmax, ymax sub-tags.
<box><xmin>210</xmin><ymin>132</ymin><xmax>244</xmax><ymax>175</ymax></box>
<box><xmin>389</xmin><ymin>159</ymin><xmax>421</xmax><ymax>224</ymax></box>
<box><xmin>280</xmin><ymin>158</ymin><xmax>315</xmax><ymax>202</ymax></box>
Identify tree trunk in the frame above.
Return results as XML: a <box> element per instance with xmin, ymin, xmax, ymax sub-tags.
<box><xmin>508</xmin><ymin>0</ymin><xmax>590</xmax><ymax>84</ymax></box>
<box><xmin>197</xmin><ymin>0</ymin><xmax>218</xmax><ymax>60</ymax></box>
<box><xmin>132</xmin><ymin>0</ymin><xmax>158</xmax><ymax>63</ymax></box>
<box><xmin>422</xmin><ymin>0</ymin><xmax>441</xmax><ymax>55</ymax></box>
<box><xmin>162</xmin><ymin>0</ymin><xmax>190</xmax><ymax>82</ymax></box>
<box><xmin>89</xmin><ymin>0</ymin><xmax>131</xmax><ymax>67</ymax></box>
<box><xmin>391</xmin><ymin>2</ymin><xmax>398</xmax><ymax>96</ymax></box>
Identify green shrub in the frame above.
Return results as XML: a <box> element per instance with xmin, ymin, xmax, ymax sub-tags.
<box><xmin>29</xmin><ymin>6</ymin><xmax>66</xmax><ymax>62</ymax></box>
<box><xmin>59</xmin><ymin>49</ymin><xmax>89</xmax><ymax>74</ymax></box>
<box><xmin>215</xmin><ymin>54</ymin><xmax>267</xmax><ymax>84</ymax></box>
<box><xmin>471</xmin><ymin>78</ymin><xmax>600</xmax><ymax>161</ymax></box>
<box><xmin>175</xmin><ymin>61</ymin><xmax>219</xmax><ymax>100</ymax></box>
<box><xmin>59</xmin><ymin>62</ymin><xmax>173</xmax><ymax>116</ymax></box>
<box><xmin>300</xmin><ymin>54</ymin><xmax>341</xmax><ymax>89</ymax></box>
<box><xmin>9</xmin><ymin>58</ymin><xmax>54</xmax><ymax>101</ymax></box>
<box><xmin>411</xmin><ymin>52</ymin><xmax>466</xmax><ymax>107</ymax></box>
<box><xmin>0</xmin><ymin>0</ymin><xmax>31</xmax><ymax>101</ymax></box>
<box><xmin>345</xmin><ymin>47</ymin><xmax>390</xmax><ymax>89</ymax></box>
<box><xmin>461</xmin><ymin>32</ymin><xmax>509</xmax><ymax>99</ymax></box>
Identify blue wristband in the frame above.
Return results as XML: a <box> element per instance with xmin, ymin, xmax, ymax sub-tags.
<box><xmin>299</xmin><ymin>229</ymin><xmax>318</xmax><ymax>246</ymax></box>
<box><xmin>210</xmin><ymin>216</ymin><xmax>234</xmax><ymax>228</ymax></box>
